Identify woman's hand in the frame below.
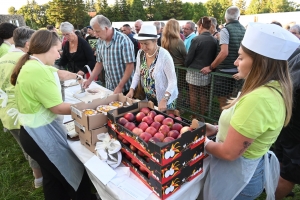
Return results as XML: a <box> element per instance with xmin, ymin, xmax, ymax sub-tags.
<box><xmin>200</xmin><ymin>66</ymin><xmax>212</xmax><ymax>75</ymax></box>
<box><xmin>205</xmin><ymin>123</ymin><xmax>218</xmax><ymax>137</ymax></box>
<box><xmin>158</xmin><ymin>99</ymin><xmax>167</xmax><ymax>111</ymax></box>
<box><xmin>126</xmin><ymin>89</ymin><xmax>134</xmax><ymax>98</ymax></box>
<box><xmin>232</xmin><ymin>73</ymin><xmax>240</xmax><ymax>80</ymax></box>
<box><xmin>77</xmin><ymin>70</ymin><xmax>85</xmax><ymax>76</ymax></box>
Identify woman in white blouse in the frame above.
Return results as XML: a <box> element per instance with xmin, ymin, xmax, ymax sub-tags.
<box><xmin>126</xmin><ymin>25</ymin><xmax>178</xmax><ymax>111</ymax></box>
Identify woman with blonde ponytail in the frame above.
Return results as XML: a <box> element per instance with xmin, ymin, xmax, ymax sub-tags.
<box><xmin>11</xmin><ymin>30</ymin><xmax>94</xmax><ymax>200</ymax></box>
<box><xmin>203</xmin><ymin>23</ymin><xmax>300</xmax><ymax>200</ymax></box>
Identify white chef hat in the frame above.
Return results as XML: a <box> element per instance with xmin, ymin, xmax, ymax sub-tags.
<box><xmin>242</xmin><ymin>22</ymin><xmax>300</xmax><ymax>60</ymax></box>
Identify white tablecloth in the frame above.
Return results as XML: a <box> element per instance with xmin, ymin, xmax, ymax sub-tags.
<box><xmin>64</xmin><ymin>82</ymin><xmax>208</xmax><ymax>200</ymax></box>
<box><xmin>68</xmin><ymin>140</ymin><xmax>209</xmax><ymax>200</ymax></box>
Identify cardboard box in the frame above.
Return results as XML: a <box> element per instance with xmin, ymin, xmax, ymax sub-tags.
<box><xmin>107</xmin><ymin>101</ymin><xmax>206</xmax><ymax>166</ymax></box>
<box><xmin>121</xmin><ymin>155</ymin><xmax>203</xmax><ymax>200</ymax></box>
<box><xmin>75</xmin><ymin>121</ymin><xmax>108</xmax><ymax>153</ymax></box>
<box><xmin>118</xmin><ymin>131</ymin><xmax>204</xmax><ymax>184</ymax></box>
<box><xmin>71</xmin><ymin>93</ymin><xmax>134</xmax><ymax>130</ymax></box>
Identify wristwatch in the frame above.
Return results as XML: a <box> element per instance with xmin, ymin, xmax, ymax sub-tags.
<box><xmin>163</xmin><ymin>93</ymin><xmax>171</xmax><ymax>101</ymax></box>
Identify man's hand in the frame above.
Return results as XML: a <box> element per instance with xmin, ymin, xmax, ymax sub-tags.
<box><xmin>77</xmin><ymin>70</ymin><xmax>85</xmax><ymax>76</ymax></box>
<box><xmin>82</xmin><ymin>79</ymin><xmax>92</xmax><ymax>89</ymax></box>
<box><xmin>126</xmin><ymin>89</ymin><xmax>134</xmax><ymax>98</ymax></box>
<box><xmin>201</xmin><ymin>66</ymin><xmax>212</xmax><ymax>75</ymax></box>
<box><xmin>113</xmin><ymin>85</ymin><xmax>123</xmax><ymax>94</ymax></box>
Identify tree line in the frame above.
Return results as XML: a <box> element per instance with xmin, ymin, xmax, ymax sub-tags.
<box><xmin>8</xmin><ymin>0</ymin><xmax>299</xmax><ymax>30</ymax></box>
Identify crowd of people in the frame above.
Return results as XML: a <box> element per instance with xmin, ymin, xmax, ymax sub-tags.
<box><xmin>0</xmin><ymin>5</ymin><xmax>300</xmax><ymax>200</ymax></box>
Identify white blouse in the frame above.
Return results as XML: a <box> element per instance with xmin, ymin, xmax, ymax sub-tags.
<box><xmin>130</xmin><ymin>47</ymin><xmax>178</xmax><ymax>104</ymax></box>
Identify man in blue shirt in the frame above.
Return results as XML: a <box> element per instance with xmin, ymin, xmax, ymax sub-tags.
<box><xmin>83</xmin><ymin>15</ymin><xmax>135</xmax><ymax>94</ymax></box>
<box><xmin>122</xmin><ymin>24</ymin><xmax>138</xmax><ymax>57</ymax></box>
<box><xmin>183</xmin><ymin>21</ymin><xmax>196</xmax><ymax>52</ymax></box>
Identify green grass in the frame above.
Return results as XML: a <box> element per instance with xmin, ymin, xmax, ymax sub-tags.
<box><xmin>0</xmin><ymin>121</ymin><xmax>299</xmax><ymax>200</ymax></box>
<box><xmin>0</xmin><ymin>122</ymin><xmax>44</xmax><ymax>200</ymax></box>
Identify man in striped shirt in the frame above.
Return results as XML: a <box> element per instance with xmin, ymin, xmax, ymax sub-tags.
<box><xmin>83</xmin><ymin>15</ymin><xmax>135</xmax><ymax>94</ymax></box>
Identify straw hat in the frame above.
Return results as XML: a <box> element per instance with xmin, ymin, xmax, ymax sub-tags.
<box><xmin>133</xmin><ymin>25</ymin><xmax>160</xmax><ymax>40</ymax></box>
<box><xmin>242</xmin><ymin>22</ymin><xmax>300</xmax><ymax>60</ymax></box>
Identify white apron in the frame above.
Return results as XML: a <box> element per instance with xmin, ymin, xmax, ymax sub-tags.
<box><xmin>204</xmin><ymin>103</ymin><xmax>280</xmax><ymax>200</ymax></box>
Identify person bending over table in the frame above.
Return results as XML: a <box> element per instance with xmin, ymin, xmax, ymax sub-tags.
<box><xmin>203</xmin><ymin>23</ymin><xmax>300</xmax><ymax>200</ymax></box>
<box><xmin>126</xmin><ymin>25</ymin><xmax>178</xmax><ymax>111</ymax></box>
<box><xmin>58</xmin><ymin>22</ymin><xmax>96</xmax><ymax>78</ymax></box>
<box><xmin>10</xmin><ymin>30</ymin><xmax>94</xmax><ymax>200</ymax></box>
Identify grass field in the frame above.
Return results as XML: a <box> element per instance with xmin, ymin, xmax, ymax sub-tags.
<box><xmin>0</xmin><ymin>121</ymin><xmax>299</xmax><ymax>200</ymax></box>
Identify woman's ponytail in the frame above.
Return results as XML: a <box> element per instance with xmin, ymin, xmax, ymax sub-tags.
<box><xmin>11</xmin><ymin>53</ymin><xmax>30</xmax><ymax>86</ymax></box>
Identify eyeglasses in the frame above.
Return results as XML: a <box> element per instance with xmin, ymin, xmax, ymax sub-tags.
<box><xmin>291</xmin><ymin>31</ymin><xmax>298</xmax><ymax>35</ymax></box>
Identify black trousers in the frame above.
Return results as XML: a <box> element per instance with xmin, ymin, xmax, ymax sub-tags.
<box><xmin>20</xmin><ymin>126</ymin><xmax>92</xmax><ymax>200</ymax></box>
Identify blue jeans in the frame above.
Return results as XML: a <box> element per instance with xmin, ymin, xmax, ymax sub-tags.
<box><xmin>235</xmin><ymin>157</ymin><xmax>265</xmax><ymax>200</ymax></box>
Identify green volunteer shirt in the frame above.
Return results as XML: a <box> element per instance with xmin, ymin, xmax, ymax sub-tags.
<box><xmin>0</xmin><ymin>51</ymin><xmax>24</xmax><ymax>129</ymax></box>
<box><xmin>15</xmin><ymin>60</ymin><xmax>62</xmax><ymax>120</ymax></box>
<box><xmin>231</xmin><ymin>81</ymin><xmax>285</xmax><ymax>159</ymax></box>
<box><xmin>0</xmin><ymin>43</ymin><xmax>11</xmax><ymax>58</ymax></box>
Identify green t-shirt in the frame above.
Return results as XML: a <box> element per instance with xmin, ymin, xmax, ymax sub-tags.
<box><xmin>15</xmin><ymin>60</ymin><xmax>62</xmax><ymax>116</ymax></box>
<box><xmin>0</xmin><ymin>51</ymin><xmax>24</xmax><ymax>129</ymax></box>
<box><xmin>217</xmin><ymin>81</ymin><xmax>285</xmax><ymax>159</ymax></box>
<box><xmin>0</xmin><ymin>43</ymin><xmax>11</xmax><ymax>58</ymax></box>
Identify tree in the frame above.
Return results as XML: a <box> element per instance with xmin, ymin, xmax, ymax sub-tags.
<box><xmin>167</xmin><ymin>0</ymin><xmax>183</xmax><ymax>20</ymax></box>
<box><xmin>129</xmin><ymin>0</ymin><xmax>146</xmax><ymax>21</ymax></box>
<box><xmin>119</xmin><ymin>0</ymin><xmax>130</xmax><ymax>21</ymax></box>
<box><xmin>17</xmin><ymin>0</ymin><xmax>42</xmax><ymax>29</ymax></box>
<box><xmin>235</xmin><ymin>0</ymin><xmax>246</xmax><ymax>15</ymax></box>
<box><xmin>193</xmin><ymin>3</ymin><xmax>207</xmax><ymax>23</ymax></box>
<box><xmin>205</xmin><ymin>0</ymin><xmax>224</xmax><ymax>24</ymax></box>
<box><xmin>182</xmin><ymin>2</ymin><xmax>194</xmax><ymax>20</ymax></box>
<box><xmin>8</xmin><ymin>6</ymin><xmax>17</xmax><ymax>15</ymax></box>
<box><xmin>47</xmin><ymin>0</ymin><xmax>89</xmax><ymax>29</ymax></box>
<box><xmin>246</xmin><ymin>0</ymin><xmax>269</xmax><ymax>14</ymax></box>
<box><xmin>112</xmin><ymin>0</ymin><xmax>122</xmax><ymax>21</ymax></box>
<box><xmin>267</xmin><ymin>0</ymin><xmax>295</xmax><ymax>13</ymax></box>
<box><xmin>153</xmin><ymin>0</ymin><xmax>168</xmax><ymax>20</ymax></box>
<box><xmin>144</xmin><ymin>0</ymin><xmax>155</xmax><ymax>20</ymax></box>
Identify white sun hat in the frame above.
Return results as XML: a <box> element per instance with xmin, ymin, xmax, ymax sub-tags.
<box><xmin>133</xmin><ymin>25</ymin><xmax>160</xmax><ymax>40</ymax></box>
<box><xmin>242</xmin><ymin>22</ymin><xmax>300</xmax><ymax>60</ymax></box>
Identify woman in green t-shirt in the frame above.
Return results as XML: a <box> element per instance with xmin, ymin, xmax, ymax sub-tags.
<box><xmin>10</xmin><ymin>30</ymin><xmax>94</xmax><ymax>199</ymax></box>
<box><xmin>0</xmin><ymin>22</ymin><xmax>17</xmax><ymax>58</ymax></box>
<box><xmin>203</xmin><ymin>22</ymin><xmax>300</xmax><ymax>199</ymax></box>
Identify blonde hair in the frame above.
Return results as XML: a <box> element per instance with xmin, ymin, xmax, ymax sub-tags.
<box><xmin>225</xmin><ymin>44</ymin><xmax>293</xmax><ymax>126</ymax></box>
<box><xmin>161</xmin><ymin>19</ymin><xmax>180</xmax><ymax>52</ymax></box>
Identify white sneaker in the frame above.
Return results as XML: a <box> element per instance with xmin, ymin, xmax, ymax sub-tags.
<box><xmin>34</xmin><ymin>177</ymin><xmax>43</xmax><ymax>188</ymax></box>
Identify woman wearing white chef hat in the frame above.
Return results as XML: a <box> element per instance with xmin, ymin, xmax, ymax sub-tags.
<box><xmin>204</xmin><ymin>22</ymin><xmax>300</xmax><ymax>200</ymax></box>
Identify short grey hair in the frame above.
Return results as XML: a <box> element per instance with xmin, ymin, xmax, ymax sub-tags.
<box><xmin>186</xmin><ymin>21</ymin><xmax>195</xmax><ymax>30</ymax></box>
<box><xmin>13</xmin><ymin>27</ymin><xmax>35</xmax><ymax>48</ymax></box>
<box><xmin>209</xmin><ymin>17</ymin><xmax>217</xmax><ymax>27</ymax></box>
<box><xmin>60</xmin><ymin>22</ymin><xmax>74</xmax><ymax>33</ymax></box>
<box><xmin>153</xmin><ymin>21</ymin><xmax>161</xmax><ymax>31</ymax></box>
<box><xmin>135</xmin><ymin>19</ymin><xmax>143</xmax><ymax>25</ymax></box>
<box><xmin>225</xmin><ymin>6</ymin><xmax>240</xmax><ymax>21</ymax></box>
<box><xmin>90</xmin><ymin>15</ymin><xmax>111</xmax><ymax>30</ymax></box>
<box><xmin>290</xmin><ymin>24</ymin><xmax>300</xmax><ymax>34</ymax></box>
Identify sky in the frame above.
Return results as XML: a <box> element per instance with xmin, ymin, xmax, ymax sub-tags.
<box><xmin>1</xmin><ymin>0</ymin><xmax>300</xmax><ymax>14</ymax></box>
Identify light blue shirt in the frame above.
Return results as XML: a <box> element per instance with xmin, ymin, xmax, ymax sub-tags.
<box><xmin>184</xmin><ymin>32</ymin><xmax>196</xmax><ymax>52</ymax></box>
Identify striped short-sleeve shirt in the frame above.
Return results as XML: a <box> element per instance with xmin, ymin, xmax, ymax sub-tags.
<box><xmin>96</xmin><ymin>29</ymin><xmax>135</xmax><ymax>92</ymax></box>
